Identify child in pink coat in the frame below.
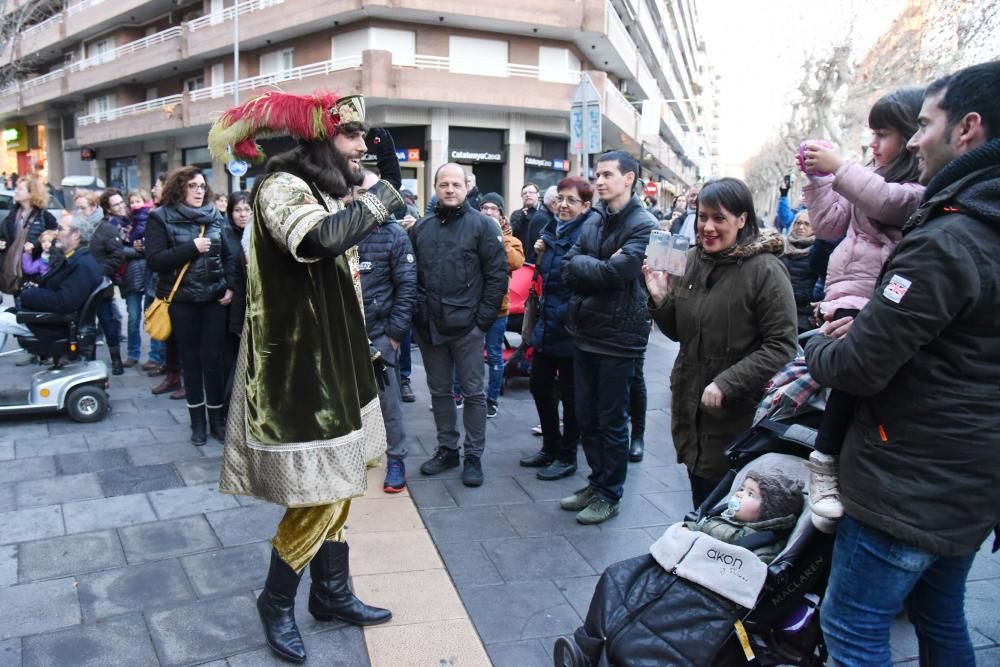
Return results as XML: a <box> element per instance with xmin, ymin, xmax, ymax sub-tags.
<box><xmin>799</xmin><ymin>88</ymin><xmax>925</xmax><ymax>531</ymax></box>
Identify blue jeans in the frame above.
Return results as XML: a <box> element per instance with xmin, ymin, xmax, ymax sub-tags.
<box><xmin>574</xmin><ymin>348</ymin><xmax>635</xmax><ymax>502</ymax></box>
<box><xmin>821</xmin><ymin>515</ymin><xmax>976</xmax><ymax>667</ymax></box>
<box><xmin>484</xmin><ymin>316</ymin><xmax>507</xmax><ymax>403</ymax></box>
<box><xmin>125</xmin><ymin>292</ymin><xmax>165</xmax><ymax>363</ymax></box>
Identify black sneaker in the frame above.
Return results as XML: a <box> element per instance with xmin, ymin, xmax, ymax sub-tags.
<box><xmin>462</xmin><ymin>455</ymin><xmax>484</xmax><ymax>487</ymax></box>
<box><xmin>454</xmin><ymin>395</ymin><xmax>464</xmax><ymax>409</ymax></box>
<box><xmin>400</xmin><ymin>378</ymin><xmax>416</xmax><ymax>403</ymax></box>
<box><xmin>486</xmin><ymin>400</ymin><xmax>498</xmax><ymax>418</ymax></box>
<box><xmin>419</xmin><ymin>447</ymin><xmax>460</xmax><ymax>476</ymax></box>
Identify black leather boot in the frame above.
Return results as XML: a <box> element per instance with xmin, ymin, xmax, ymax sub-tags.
<box><xmin>309</xmin><ymin>541</ymin><xmax>392</xmax><ymax>626</ymax></box>
<box><xmin>628</xmin><ymin>434</ymin><xmax>645</xmax><ymax>462</ymax></box>
<box><xmin>257</xmin><ymin>548</ymin><xmax>306</xmax><ymax>663</ymax></box>
<box><xmin>108</xmin><ymin>345</ymin><xmax>124</xmax><ymax>376</ymax></box>
<box><xmin>188</xmin><ymin>406</ymin><xmax>207</xmax><ymax>446</ymax></box>
<box><xmin>208</xmin><ymin>406</ymin><xmax>227</xmax><ymax>442</ymax></box>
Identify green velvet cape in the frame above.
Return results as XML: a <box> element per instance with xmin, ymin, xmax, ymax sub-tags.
<box><xmin>220</xmin><ymin>171</ymin><xmax>387</xmax><ymax>507</ymax></box>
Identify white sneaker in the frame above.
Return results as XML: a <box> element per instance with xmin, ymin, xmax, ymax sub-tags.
<box><xmin>531</xmin><ymin>424</ymin><xmax>543</xmax><ymax>436</ymax></box>
<box><xmin>806</xmin><ymin>451</ymin><xmax>844</xmax><ymax>519</ymax></box>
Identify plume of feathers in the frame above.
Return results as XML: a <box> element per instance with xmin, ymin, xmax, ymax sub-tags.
<box><xmin>207</xmin><ymin>91</ymin><xmax>342</xmax><ymax>164</ymax></box>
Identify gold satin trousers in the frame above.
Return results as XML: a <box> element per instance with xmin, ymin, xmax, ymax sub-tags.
<box><xmin>272</xmin><ymin>499</ymin><xmax>352</xmax><ymax>573</ymax></box>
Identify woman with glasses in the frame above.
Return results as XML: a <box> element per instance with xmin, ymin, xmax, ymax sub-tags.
<box><xmin>145</xmin><ymin>167</ymin><xmax>237</xmax><ymax>445</ymax></box>
<box><xmin>519</xmin><ymin>176</ymin><xmax>595</xmax><ymax>481</ymax></box>
<box><xmin>221</xmin><ymin>191</ymin><xmax>251</xmax><ymax>414</ymax></box>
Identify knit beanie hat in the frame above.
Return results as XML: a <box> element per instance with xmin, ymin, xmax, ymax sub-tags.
<box><xmin>748</xmin><ymin>471</ymin><xmax>804</xmax><ymax>521</ymax></box>
<box><xmin>480</xmin><ymin>192</ymin><xmax>505</xmax><ymax>212</ymax></box>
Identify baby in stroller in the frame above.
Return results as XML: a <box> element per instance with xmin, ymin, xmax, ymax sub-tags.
<box><xmin>557</xmin><ymin>448</ymin><xmax>830</xmax><ymax>667</ymax></box>
<box><xmin>684</xmin><ymin>470</ymin><xmax>804</xmax><ymax>565</ymax></box>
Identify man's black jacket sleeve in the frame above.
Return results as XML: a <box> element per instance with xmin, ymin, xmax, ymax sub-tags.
<box><xmin>474</xmin><ymin>217</ymin><xmax>510</xmax><ymax>331</ymax></box>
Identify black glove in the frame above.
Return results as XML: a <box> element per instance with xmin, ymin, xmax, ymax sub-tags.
<box><xmin>366</xmin><ymin>127</ymin><xmax>402</xmax><ymax>191</ymax></box>
<box><xmin>779</xmin><ymin>175</ymin><xmax>791</xmax><ymax>197</ymax></box>
<box><xmin>370</xmin><ymin>343</ymin><xmax>394</xmax><ymax>391</ymax></box>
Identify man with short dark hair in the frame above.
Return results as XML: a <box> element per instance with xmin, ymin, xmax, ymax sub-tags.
<box><xmin>559</xmin><ymin>150</ymin><xmax>655</xmax><ymax>525</ymax></box>
<box><xmin>404</xmin><ymin>163</ymin><xmax>508</xmax><ymax>487</ymax></box>
<box><xmin>805</xmin><ymin>61</ymin><xmax>1000</xmax><ymax>666</ymax></box>
<box><xmin>509</xmin><ymin>182</ymin><xmax>540</xmax><ymax>258</ymax></box>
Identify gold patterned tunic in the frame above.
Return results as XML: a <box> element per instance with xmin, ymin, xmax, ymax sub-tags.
<box><xmin>220</xmin><ymin>171</ymin><xmax>400</xmax><ymax>506</ymax></box>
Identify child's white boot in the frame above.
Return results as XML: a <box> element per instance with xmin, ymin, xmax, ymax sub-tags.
<box><xmin>806</xmin><ymin>451</ymin><xmax>844</xmax><ymax>519</ymax></box>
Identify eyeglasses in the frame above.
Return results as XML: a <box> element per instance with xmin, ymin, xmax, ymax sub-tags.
<box><xmin>556</xmin><ymin>196</ymin><xmax>583</xmax><ymax>205</ymax></box>
<box><xmin>186</xmin><ymin>183</ymin><xmax>207</xmax><ymax>191</ymax></box>
<box><xmin>480</xmin><ymin>204</ymin><xmax>500</xmax><ymax>212</ymax></box>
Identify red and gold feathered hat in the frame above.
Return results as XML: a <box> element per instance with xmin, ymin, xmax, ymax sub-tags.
<box><xmin>207</xmin><ymin>91</ymin><xmax>366</xmax><ymax>164</ymax></box>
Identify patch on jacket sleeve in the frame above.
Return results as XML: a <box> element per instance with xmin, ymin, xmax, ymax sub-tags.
<box><xmin>883</xmin><ymin>274</ymin><xmax>912</xmax><ymax>304</ymax></box>
<box><xmin>405</xmin><ymin>253</ymin><xmax>414</xmax><ymax>263</ymax></box>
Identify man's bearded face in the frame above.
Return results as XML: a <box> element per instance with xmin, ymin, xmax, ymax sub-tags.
<box><xmin>333</xmin><ymin>129</ymin><xmax>367</xmax><ymax>187</ymax></box>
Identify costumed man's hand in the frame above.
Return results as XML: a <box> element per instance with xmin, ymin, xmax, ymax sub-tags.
<box><xmin>370</xmin><ymin>343</ymin><xmax>394</xmax><ymax>391</ymax></box>
<box><xmin>366</xmin><ymin>127</ymin><xmax>402</xmax><ymax>190</ymax></box>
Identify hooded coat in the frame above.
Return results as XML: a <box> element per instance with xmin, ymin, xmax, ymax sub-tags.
<box><xmin>651</xmin><ymin>235</ymin><xmax>797</xmax><ymax>481</ymax></box>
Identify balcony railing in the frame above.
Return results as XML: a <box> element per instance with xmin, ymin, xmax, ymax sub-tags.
<box><xmin>68</xmin><ymin>27</ymin><xmax>183</xmax><ymax>72</ymax></box>
<box><xmin>20</xmin><ymin>69</ymin><xmax>65</xmax><ymax>89</ymax></box>
<box><xmin>78</xmin><ymin>94</ymin><xmax>183</xmax><ymax>126</ymax></box>
<box><xmin>405</xmin><ymin>55</ymin><xmax>581</xmax><ymax>83</ymax></box>
<box><xmin>188</xmin><ymin>56</ymin><xmax>362</xmax><ymax>102</ymax></box>
<box><xmin>66</xmin><ymin>0</ymin><xmax>106</xmax><ymax>15</ymax></box>
<box><xmin>22</xmin><ymin>12</ymin><xmax>62</xmax><ymax>38</ymax></box>
<box><xmin>186</xmin><ymin>0</ymin><xmax>284</xmax><ymax>31</ymax></box>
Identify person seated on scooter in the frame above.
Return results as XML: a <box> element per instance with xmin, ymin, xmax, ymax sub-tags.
<box><xmin>0</xmin><ymin>214</ymin><xmax>103</xmax><ymax>343</ymax></box>
<box><xmin>684</xmin><ymin>471</ymin><xmax>804</xmax><ymax>564</ymax></box>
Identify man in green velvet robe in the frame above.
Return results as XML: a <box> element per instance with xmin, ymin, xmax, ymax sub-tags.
<box><xmin>210</xmin><ymin>92</ymin><xmax>404</xmax><ymax>663</ymax></box>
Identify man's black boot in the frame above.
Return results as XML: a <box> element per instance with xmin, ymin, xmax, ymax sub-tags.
<box><xmin>420</xmin><ymin>447</ymin><xmax>460</xmax><ymax>475</ymax></box>
<box><xmin>189</xmin><ymin>406</ymin><xmax>208</xmax><ymax>446</ymax></box>
<box><xmin>208</xmin><ymin>406</ymin><xmax>227</xmax><ymax>442</ymax></box>
<box><xmin>400</xmin><ymin>378</ymin><xmax>416</xmax><ymax>403</ymax></box>
<box><xmin>309</xmin><ymin>541</ymin><xmax>392</xmax><ymax>626</ymax></box>
<box><xmin>628</xmin><ymin>434</ymin><xmax>645</xmax><ymax>463</ymax></box>
<box><xmin>257</xmin><ymin>548</ymin><xmax>306</xmax><ymax>663</ymax></box>
<box><xmin>462</xmin><ymin>455</ymin><xmax>484</xmax><ymax>487</ymax></box>
<box><xmin>108</xmin><ymin>346</ymin><xmax>124</xmax><ymax>376</ymax></box>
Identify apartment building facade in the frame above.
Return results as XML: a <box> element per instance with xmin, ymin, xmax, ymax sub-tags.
<box><xmin>1</xmin><ymin>0</ymin><xmax>708</xmax><ymax>207</ymax></box>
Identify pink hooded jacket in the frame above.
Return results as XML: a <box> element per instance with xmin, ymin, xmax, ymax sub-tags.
<box><xmin>803</xmin><ymin>161</ymin><xmax>924</xmax><ymax>314</ymax></box>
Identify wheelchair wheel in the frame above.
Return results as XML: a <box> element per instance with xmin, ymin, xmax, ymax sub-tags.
<box><xmin>553</xmin><ymin>637</ymin><xmax>588</xmax><ymax>667</ymax></box>
<box><xmin>66</xmin><ymin>385</ymin><xmax>108</xmax><ymax>423</ymax></box>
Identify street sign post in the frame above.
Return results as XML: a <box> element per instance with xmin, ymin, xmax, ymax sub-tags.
<box><xmin>571</xmin><ymin>74</ymin><xmax>602</xmax><ymax>177</ymax></box>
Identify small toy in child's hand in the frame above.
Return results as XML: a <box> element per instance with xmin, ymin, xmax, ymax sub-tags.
<box><xmin>797</xmin><ymin>140</ymin><xmax>835</xmax><ymax>176</ymax></box>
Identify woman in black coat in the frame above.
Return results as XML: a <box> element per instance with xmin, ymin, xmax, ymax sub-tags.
<box><xmin>0</xmin><ymin>174</ymin><xmax>57</xmax><ymax>295</ymax></box>
<box><xmin>145</xmin><ymin>167</ymin><xmax>237</xmax><ymax>446</ymax></box>
<box><xmin>780</xmin><ymin>211</ymin><xmax>820</xmax><ymax>333</ymax></box>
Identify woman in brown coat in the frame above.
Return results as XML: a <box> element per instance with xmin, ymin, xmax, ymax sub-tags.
<box><xmin>644</xmin><ymin>178</ymin><xmax>797</xmax><ymax>506</ymax></box>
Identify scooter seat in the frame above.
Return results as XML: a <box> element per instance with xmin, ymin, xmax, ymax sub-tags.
<box><xmin>15</xmin><ymin>311</ymin><xmax>75</xmax><ymax>325</ymax></box>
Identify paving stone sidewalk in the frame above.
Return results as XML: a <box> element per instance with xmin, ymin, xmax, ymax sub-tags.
<box><xmin>1</xmin><ymin>328</ymin><xmax>999</xmax><ymax>666</ymax></box>
<box><xmin>402</xmin><ymin>332</ymin><xmax>1000</xmax><ymax>667</ymax></box>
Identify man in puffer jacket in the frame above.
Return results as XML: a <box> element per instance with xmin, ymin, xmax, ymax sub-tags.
<box><xmin>355</xmin><ymin>171</ymin><xmax>418</xmax><ymax>494</ymax></box>
<box><xmin>560</xmin><ymin>150</ymin><xmax>655</xmax><ymax>525</ymax></box>
<box><xmin>805</xmin><ymin>62</ymin><xmax>1000</xmax><ymax>667</ymax></box>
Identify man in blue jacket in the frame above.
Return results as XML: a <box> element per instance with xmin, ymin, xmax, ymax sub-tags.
<box><xmin>805</xmin><ymin>61</ymin><xmax>1000</xmax><ymax>667</ymax></box>
<box><xmin>560</xmin><ymin>150</ymin><xmax>655</xmax><ymax>525</ymax></box>
<box><xmin>0</xmin><ymin>214</ymin><xmax>103</xmax><ymax>341</ymax></box>
<box><xmin>354</xmin><ymin>170</ymin><xmax>418</xmax><ymax>494</ymax></box>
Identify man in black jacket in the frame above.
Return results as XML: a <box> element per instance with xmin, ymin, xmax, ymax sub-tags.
<box><xmin>559</xmin><ymin>150</ymin><xmax>655</xmax><ymax>525</ymax></box>
<box><xmin>0</xmin><ymin>215</ymin><xmax>103</xmax><ymax>342</ymax></box>
<box><xmin>355</xmin><ymin>170</ymin><xmax>418</xmax><ymax>494</ymax></box>
<box><xmin>805</xmin><ymin>62</ymin><xmax>1000</xmax><ymax>667</ymax></box>
<box><xmin>404</xmin><ymin>163</ymin><xmax>508</xmax><ymax>488</ymax></box>
<box><xmin>509</xmin><ymin>182</ymin><xmax>540</xmax><ymax>259</ymax></box>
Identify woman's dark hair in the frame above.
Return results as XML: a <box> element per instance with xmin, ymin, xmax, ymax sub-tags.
<box><xmin>227</xmin><ymin>191</ymin><xmax>252</xmax><ymax>227</ymax></box>
<box><xmin>697</xmin><ymin>177</ymin><xmax>759</xmax><ymax>246</ymax></box>
<box><xmin>556</xmin><ymin>175</ymin><xmax>594</xmax><ymax>204</ymax></box>
<box><xmin>160</xmin><ymin>166</ymin><xmax>213</xmax><ymax>208</ymax></box>
<box><xmin>868</xmin><ymin>87</ymin><xmax>924</xmax><ymax>184</ymax></box>
<box><xmin>98</xmin><ymin>188</ymin><xmax>124</xmax><ymax>217</ymax></box>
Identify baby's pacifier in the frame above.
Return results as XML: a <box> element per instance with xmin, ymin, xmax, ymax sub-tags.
<box><xmin>722</xmin><ymin>495</ymin><xmax>740</xmax><ymax>519</ymax></box>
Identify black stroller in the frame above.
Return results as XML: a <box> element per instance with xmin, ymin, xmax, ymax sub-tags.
<box><xmin>555</xmin><ymin>382</ymin><xmax>833</xmax><ymax>667</ymax></box>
